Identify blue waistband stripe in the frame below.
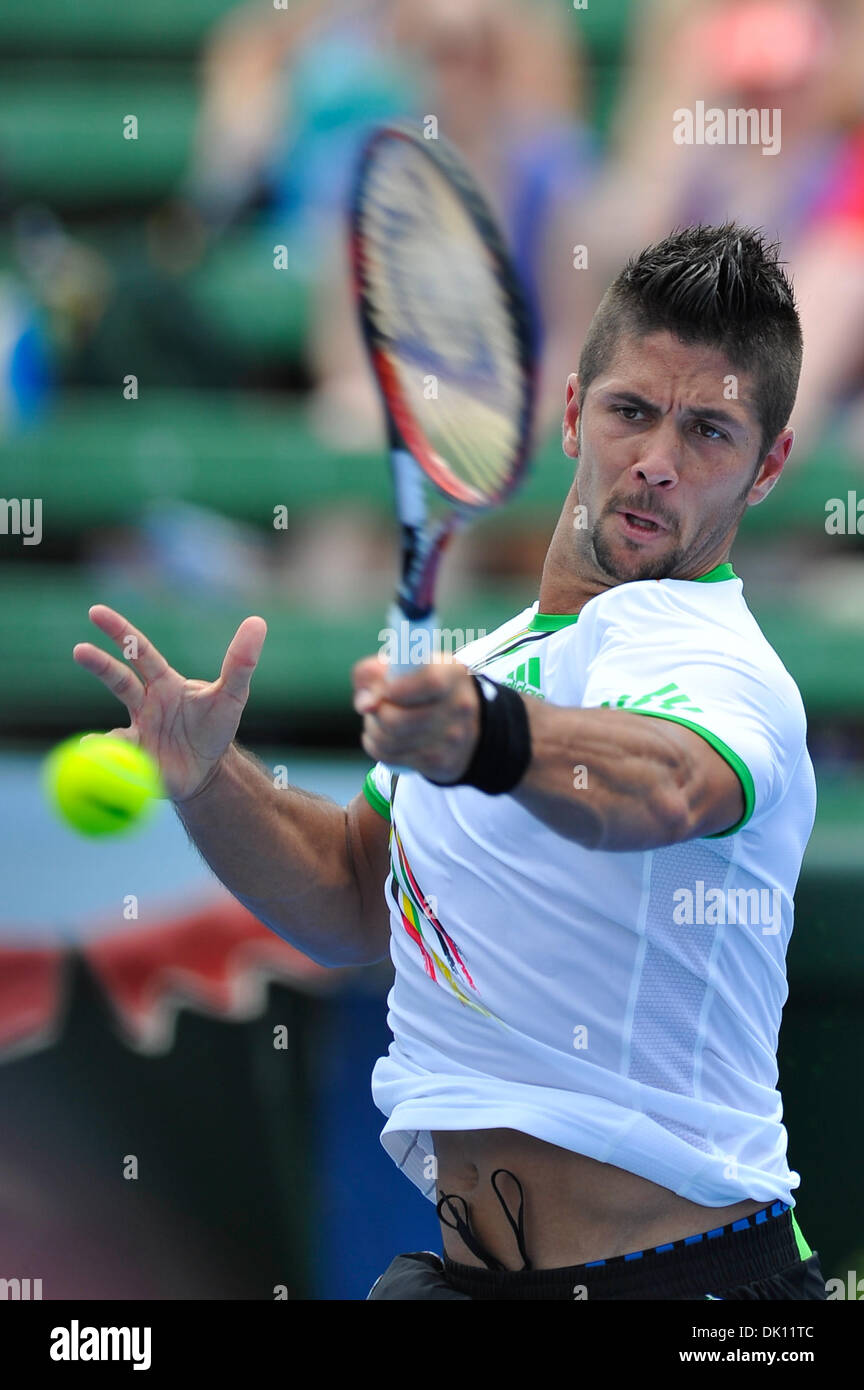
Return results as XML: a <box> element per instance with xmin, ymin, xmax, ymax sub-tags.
<box><xmin>571</xmin><ymin>1200</ymin><xmax>789</xmax><ymax>1269</ymax></box>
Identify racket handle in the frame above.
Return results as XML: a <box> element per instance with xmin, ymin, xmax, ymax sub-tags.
<box><xmin>384</xmin><ymin>602</ymin><xmax>440</xmax><ymax>677</ymax></box>
<box><xmin>382</xmin><ymin>602</ymin><xmax>440</xmax><ymax>777</ymax></box>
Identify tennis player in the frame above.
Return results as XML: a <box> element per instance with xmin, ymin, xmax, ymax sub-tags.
<box><xmin>75</xmin><ymin>223</ymin><xmax>826</xmax><ymax>1300</ymax></box>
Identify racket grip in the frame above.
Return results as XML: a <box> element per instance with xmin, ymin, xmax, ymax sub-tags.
<box><xmin>383</xmin><ymin>602</ymin><xmax>440</xmax><ymax>677</ymax></box>
<box><xmin>382</xmin><ymin>603</ymin><xmax>440</xmax><ymax>777</ymax></box>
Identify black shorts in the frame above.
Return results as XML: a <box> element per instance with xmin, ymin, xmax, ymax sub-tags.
<box><xmin>366</xmin><ymin>1203</ymin><xmax>827</xmax><ymax>1301</ymax></box>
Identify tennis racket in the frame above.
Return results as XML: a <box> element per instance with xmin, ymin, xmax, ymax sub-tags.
<box><xmin>349</xmin><ymin>120</ymin><xmax>538</xmax><ymax>689</ymax></box>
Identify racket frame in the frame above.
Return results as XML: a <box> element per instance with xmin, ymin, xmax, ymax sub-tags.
<box><xmin>349</xmin><ymin>118</ymin><xmax>538</xmax><ymax>755</ymax></box>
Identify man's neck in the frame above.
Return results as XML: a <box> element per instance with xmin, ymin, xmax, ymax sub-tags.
<box><xmin>537</xmin><ymin>481</ymin><xmax>736</xmax><ymax>615</ymax></box>
<box><xmin>536</xmin><ymin>483</ymin><xmax>611</xmax><ymax>616</ymax></box>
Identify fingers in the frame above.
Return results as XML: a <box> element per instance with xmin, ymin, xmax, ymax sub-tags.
<box><xmin>352</xmin><ymin>653</ymin><xmax>461</xmax><ymax>714</ymax></box>
<box><xmin>359</xmin><ymin>700</ymin><xmax>471</xmax><ymax>779</ymax></box>
<box><xmin>352</xmin><ymin>655</ymin><xmax>389</xmax><ymax>713</ymax></box>
<box><xmin>353</xmin><ymin>652</ymin><xmax>479</xmax><ymax>780</ymax></box>
<box><xmin>73</xmin><ymin>642</ymin><xmax>146</xmax><ymax>716</ymax></box>
<box><xmin>216</xmin><ymin>615</ymin><xmax>267</xmax><ymax>703</ymax></box>
<box><xmin>361</xmin><ymin>700</ymin><xmax>443</xmax><ymax>747</ymax></box>
<box><xmin>87</xmin><ymin>605</ymin><xmax>172</xmax><ymax>685</ymax></box>
<box><xmin>387</xmin><ymin>662</ymin><xmax>460</xmax><ymax>708</ymax></box>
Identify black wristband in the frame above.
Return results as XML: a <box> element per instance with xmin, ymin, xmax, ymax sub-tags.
<box><xmin>428</xmin><ymin>674</ymin><xmax>532</xmax><ymax>794</ymax></box>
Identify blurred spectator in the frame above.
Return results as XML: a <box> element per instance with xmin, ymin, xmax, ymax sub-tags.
<box><xmin>84</xmin><ymin>501</ymin><xmax>274</xmax><ymax>601</ymax></box>
<box><xmin>0</xmin><ymin>271</ymin><xmax>53</xmax><ymax>439</ymax></box>
<box><xmin>581</xmin><ymin>0</ymin><xmax>864</xmax><ymax>422</ymax></box>
<box><xmin>12</xmin><ymin>206</ymin><xmax>110</xmax><ymax>368</ymax></box>
<box><xmin>171</xmin><ymin>0</ymin><xmax>599</xmax><ymax>595</ymax></box>
<box><xmin>9</xmin><ymin>202</ymin><xmax>242</xmax><ymax>393</ymax></box>
<box><xmin>789</xmin><ymin>125</ymin><xmax>864</xmax><ymax>461</ymax></box>
<box><xmin>183</xmin><ymin>0</ymin><xmax>596</xmax><ymax>441</ymax></box>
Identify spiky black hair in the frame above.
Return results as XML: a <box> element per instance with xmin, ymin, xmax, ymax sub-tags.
<box><xmin>578</xmin><ymin>223</ymin><xmax>802</xmax><ymax>461</ymax></box>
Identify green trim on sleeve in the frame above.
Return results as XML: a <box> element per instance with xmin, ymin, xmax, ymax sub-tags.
<box><xmin>620</xmin><ymin>709</ymin><xmax>756</xmax><ymax>837</ymax></box>
<box><xmin>362</xmin><ymin>768</ymin><xmax>391</xmax><ymax>822</ymax></box>
<box><xmin>791</xmin><ymin>1212</ymin><xmax>813</xmax><ymax>1261</ymax></box>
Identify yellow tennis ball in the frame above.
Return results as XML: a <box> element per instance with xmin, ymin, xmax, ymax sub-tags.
<box><xmin>43</xmin><ymin>734</ymin><xmax>163</xmax><ymax>837</ymax></box>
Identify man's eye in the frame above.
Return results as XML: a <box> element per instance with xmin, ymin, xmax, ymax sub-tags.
<box><xmin>615</xmin><ymin>406</ymin><xmax>644</xmax><ymax>421</ymax></box>
<box><xmin>695</xmin><ymin>422</ymin><xmax>726</xmax><ymax>441</ymax></box>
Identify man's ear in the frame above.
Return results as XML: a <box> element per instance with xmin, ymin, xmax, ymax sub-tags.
<box><xmin>563</xmin><ymin>372</ymin><xmax>580</xmax><ymax>458</ymax></box>
<box><xmin>746</xmin><ymin>427</ymin><xmax>794</xmax><ymax>506</ymax></box>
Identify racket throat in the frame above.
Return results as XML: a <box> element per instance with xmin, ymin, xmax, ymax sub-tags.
<box><xmin>397</xmin><ymin>522</ymin><xmax>454</xmax><ymax>618</ymax></box>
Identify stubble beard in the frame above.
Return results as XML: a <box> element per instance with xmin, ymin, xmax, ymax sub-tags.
<box><xmin>590</xmin><ymin>516</ymin><xmax>685</xmax><ymax>583</ymax></box>
<box><xmin>589</xmin><ymin>475</ymin><xmax>754</xmax><ymax>584</ymax></box>
<box><xmin>573</xmin><ymin>424</ymin><xmax>759</xmax><ymax>585</ymax></box>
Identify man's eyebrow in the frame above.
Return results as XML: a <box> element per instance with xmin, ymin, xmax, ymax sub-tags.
<box><xmin>600</xmin><ymin>388</ymin><xmax>750</xmax><ymax>432</ymax></box>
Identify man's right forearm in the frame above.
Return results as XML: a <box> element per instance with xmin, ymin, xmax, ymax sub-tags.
<box><xmin>173</xmin><ymin>742</ymin><xmax>373</xmax><ymax>965</ymax></box>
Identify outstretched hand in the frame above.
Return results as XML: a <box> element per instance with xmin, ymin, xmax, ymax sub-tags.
<box><xmin>73</xmin><ymin>605</ymin><xmax>266</xmax><ymax>801</ymax></box>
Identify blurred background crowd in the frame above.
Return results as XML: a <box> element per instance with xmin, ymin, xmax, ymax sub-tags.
<box><xmin>0</xmin><ymin>0</ymin><xmax>862</xmax><ymax>1300</ymax></box>
<box><xmin>4</xmin><ymin>0</ymin><xmax>864</xmax><ymax>628</ymax></box>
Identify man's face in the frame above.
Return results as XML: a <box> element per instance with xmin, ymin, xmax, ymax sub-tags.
<box><xmin>562</xmin><ymin>329</ymin><xmax>792</xmax><ymax>584</ymax></box>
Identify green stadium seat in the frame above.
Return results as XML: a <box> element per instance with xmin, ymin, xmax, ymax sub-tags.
<box><xmin>0</xmin><ymin>68</ymin><xmax>196</xmax><ymax>204</ymax></box>
<box><xmin>0</xmin><ymin>0</ymin><xmax>238</xmax><ymax>55</ymax></box>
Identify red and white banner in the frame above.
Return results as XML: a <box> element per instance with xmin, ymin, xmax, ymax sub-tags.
<box><xmin>0</xmin><ymin>895</ymin><xmax>335</xmax><ymax>1060</ymax></box>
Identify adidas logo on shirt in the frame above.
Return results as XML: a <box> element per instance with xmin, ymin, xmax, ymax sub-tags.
<box><xmin>502</xmin><ymin>655</ymin><xmax>544</xmax><ymax>699</ymax></box>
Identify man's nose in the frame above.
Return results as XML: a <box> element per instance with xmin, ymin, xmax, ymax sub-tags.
<box><xmin>631</xmin><ymin>428</ymin><xmax>681</xmax><ymax>487</ymax></box>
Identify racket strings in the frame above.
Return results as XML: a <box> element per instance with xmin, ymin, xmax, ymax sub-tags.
<box><xmin>400</xmin><ymin>376</ymin><xmax>518</xmax><ymax>494</ymax></box>
<box><xmin>361</xmin><ymin>184</ymin><xmax>519</xmax><ymax>386</ymax></box>
<box><xmin>357</xmin><ymin>145</ymin><xmax>527</xmax><ymax>500</ymax></box>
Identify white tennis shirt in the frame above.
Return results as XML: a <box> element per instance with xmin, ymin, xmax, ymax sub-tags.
<box><xmin>361</xmin><ymin>563</ymin><xmax>816</xmax><ymax>1209</ymax></box>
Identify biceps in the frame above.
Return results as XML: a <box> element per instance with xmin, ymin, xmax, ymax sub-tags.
<box><xmin>652</xmin><ymin>719</ymin><xmax>747</xmax><ymax>839</ymax></box>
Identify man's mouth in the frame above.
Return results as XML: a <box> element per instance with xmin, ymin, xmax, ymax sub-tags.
<box><xmin>617</xmin><ymin>509</ymin><xmax>668</xmax><ymax>536</ymax></box>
